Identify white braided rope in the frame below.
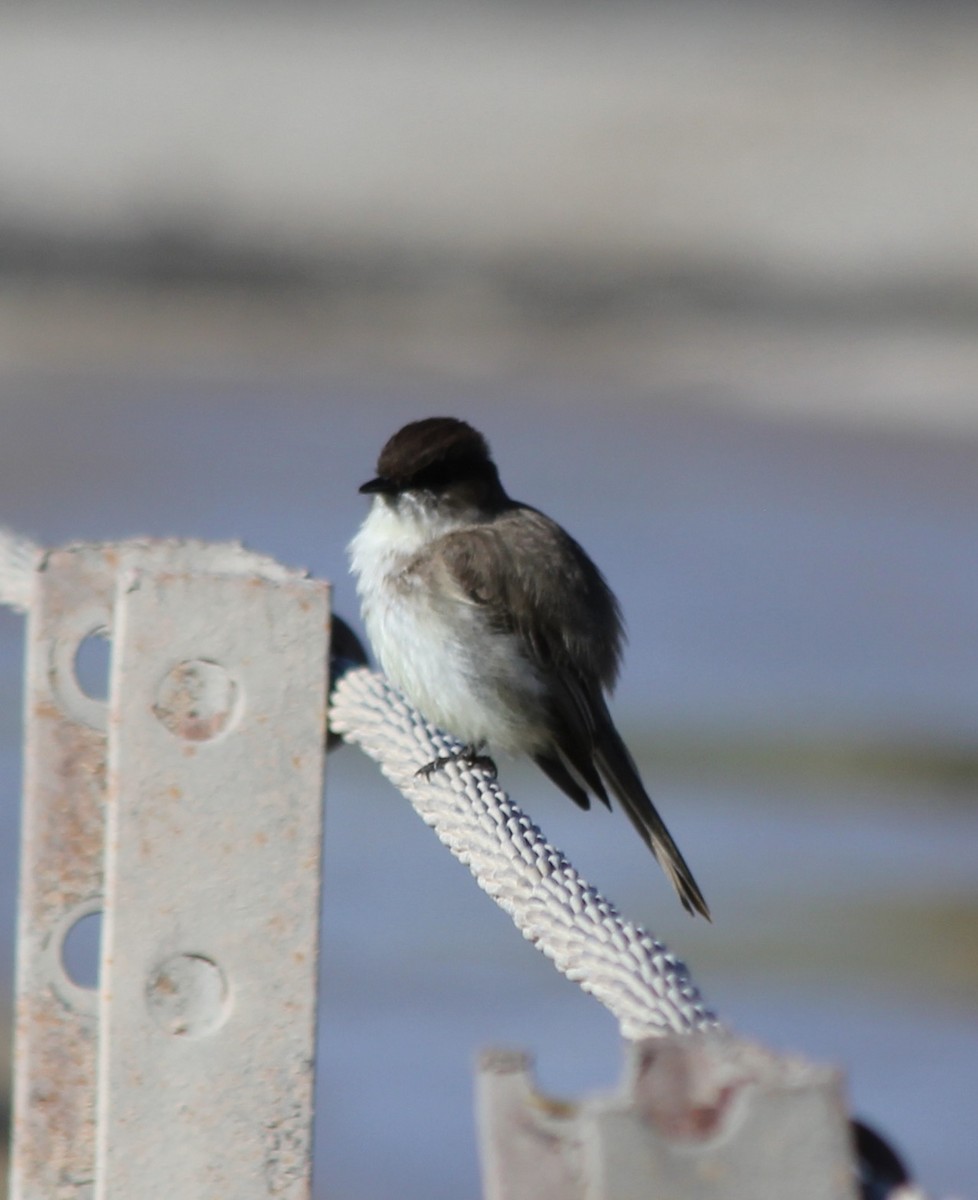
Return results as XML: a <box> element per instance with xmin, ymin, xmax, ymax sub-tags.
<box><xmin>0</xmin><ymin>528</ymin><xmax>41</xmax><ymax>614</ymax></box>
<box><xmin>330</xmin><ymin>666</ymin><xmax>719</xmax><ymax>1039</ymax></box>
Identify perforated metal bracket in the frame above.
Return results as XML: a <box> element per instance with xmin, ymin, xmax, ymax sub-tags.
<box><xmin>8</xmin><ymin>540</ymin><xmax>329</xmax><ymax>1200</ymax></box>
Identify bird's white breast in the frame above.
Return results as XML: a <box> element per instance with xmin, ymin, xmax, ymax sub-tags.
<box><xmin>348</xmin><ymin>498</ymin><xmax>546</xmax><ymax>753</ymax></box>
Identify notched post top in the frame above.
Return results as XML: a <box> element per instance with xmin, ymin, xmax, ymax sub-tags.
<box><xmin>479</xmin><ymin>1033</ymin><xmax>866</xmax><ymax>1200</ymax></box>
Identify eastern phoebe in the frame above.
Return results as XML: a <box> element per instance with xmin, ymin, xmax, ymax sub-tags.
<box><xmin>349</xmin><ymin>417</ymin><xmax>709</xmax><ymax>919</ymax></box>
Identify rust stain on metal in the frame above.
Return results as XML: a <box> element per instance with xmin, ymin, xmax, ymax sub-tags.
<box><xmin>11</xmin><ymin>544</ymin><xmax>117</xmax><ymax>1199</ymax></box>
<box><xmin>11</xmin><ymin>541</ymin><xmax>328</xmax><ymax>1199</ymax></box>
<box><xmin>527</xmin><ymin>1091</ymin><xmax>579</xmax><ymax>1122</ymax></box>
<box><xmin>630</xmin><ymin>1036</ymin><xmax>754</xmax><ymax>1142</ymax></box>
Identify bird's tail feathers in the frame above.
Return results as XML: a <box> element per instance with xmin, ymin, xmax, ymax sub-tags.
<box><xmin>593</xmin><ymin>718</ymin><xmax>711</xmax><ymax>921</ymax></box>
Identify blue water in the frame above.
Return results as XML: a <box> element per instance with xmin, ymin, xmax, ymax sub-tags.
<box><xmin>1</xmin><ymin>374</ymin><xmax>975</xmax><ymax>1197</ymax></box>
<box><xmin>312</xmin><ymin>748</ymin><xmax>978</xmax><ymax>1200</ymax></box>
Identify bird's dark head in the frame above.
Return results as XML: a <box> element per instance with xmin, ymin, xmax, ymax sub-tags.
<box><xmin>360</xmin><ymin>418</ymin><xmax>506</xmax><ymax>512</ymax></box>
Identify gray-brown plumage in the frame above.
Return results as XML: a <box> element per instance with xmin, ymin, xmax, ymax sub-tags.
<box><xmin>350</xmin><ymin>417</ymin><xmax>710</xmax><ymax>919</ymax></box>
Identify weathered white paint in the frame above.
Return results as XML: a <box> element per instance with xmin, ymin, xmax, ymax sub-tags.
<box><xmin>476</xmin><ymin>1036</ymin><xmax>861</xmax><ymax>1200</ymax></box>
<box><xmin>96</xmin><ymin>563</ymin><xmax>328</xmax><ymax>1199</ymax></box>
<box><xmin>5</xmin><ymin>539</ymin><xmax>328</xmax><ymax>1200</ymax></box>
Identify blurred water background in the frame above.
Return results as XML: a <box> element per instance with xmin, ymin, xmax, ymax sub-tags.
<box><xmin>1</xmin><ymin>2</ymin><xmax>976</xmax><ymax>1197</ymax></box>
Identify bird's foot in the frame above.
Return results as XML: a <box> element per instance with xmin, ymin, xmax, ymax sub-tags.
<box><xmin>416</xmin><ymin>744</ymin><xmax>498</xmax><ymax>781</ymax></box>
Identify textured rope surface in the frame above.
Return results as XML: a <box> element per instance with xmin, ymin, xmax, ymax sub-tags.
<box><xmin>330</xmin><ymin>667</ymin><xmax>719</xmax><ymax>1039</ymax></box>
<box><xmin>0</xmin><ymin>528</ymin><xmax>41</xmax><ymax>614</ymax></box>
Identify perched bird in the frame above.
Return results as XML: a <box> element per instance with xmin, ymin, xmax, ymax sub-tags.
<box><xmin>349</xmin><ymin>417</ymin><xmax>709</xmax><ymax>919</ymax></box>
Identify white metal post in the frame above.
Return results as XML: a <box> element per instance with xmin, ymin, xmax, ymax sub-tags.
<box><xmin>476</xmin><ymin>1036</ymin><xmax>860</xmax><ymax>1200</ymax></box>
<box><xmin>7</xmin><ymin>540</ymin><xmax>329</xmax><ymax>1200</ymax></box>
<box><xmin>95</xmin><ymin>565</ymin><xmax>329</xmax><ymax>1198</ymax></box>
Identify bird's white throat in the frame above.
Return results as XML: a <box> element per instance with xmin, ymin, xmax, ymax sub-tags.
<box><xmin>349</xmin><ymin>494</ymin><xmax>457</xmax><ymax>598</ymax></box>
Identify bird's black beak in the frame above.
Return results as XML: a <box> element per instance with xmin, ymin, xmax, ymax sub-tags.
<box><xmin>359</xmin><ymin>476</ymin><xmax>395</xmax><ymax>495</ymax></box>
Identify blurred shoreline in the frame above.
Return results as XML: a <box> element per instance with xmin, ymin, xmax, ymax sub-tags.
<box><xmin>3</xmin><ymin>2</ymin><xmax>978</xmax><ymax>438</ymax></box>
<box><xmin>4</xmin><ymin>3</ymin><xmax>978</xmax><ymax>283</ymax></box>
<box><xmin>4</xmin><ymin>277</ymin><xmax>978</xmax><ymax>441</ymax></box>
